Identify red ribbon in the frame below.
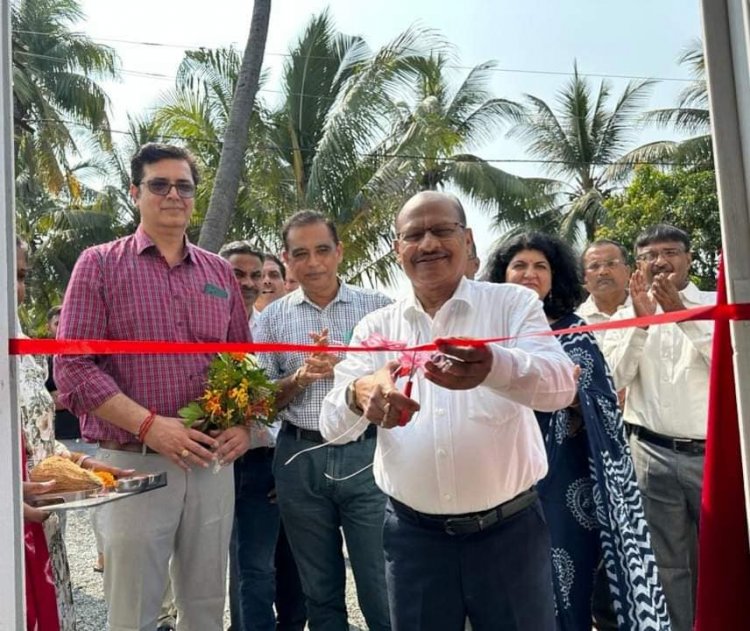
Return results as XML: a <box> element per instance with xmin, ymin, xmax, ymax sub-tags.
<box><xmin>9</xmin><ymin>302</ymin><xmax>750</xmax><ymax>356</ymax></box>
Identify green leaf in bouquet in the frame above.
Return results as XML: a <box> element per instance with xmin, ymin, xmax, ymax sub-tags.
<box><xmin>178</xmin><ymin>401</ymin><xmax>205</xmax><ymax>427</ymax></box>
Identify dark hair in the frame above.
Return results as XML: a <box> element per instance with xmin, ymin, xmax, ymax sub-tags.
<box><xmin>47</xmin><ymin>305</ymin><xmax>62</xmax><ymax>322</ymax></box>
<box><xmin>218</xmin><ymin>241</ymin><xmax>265</xmax><ymax>262</ymax></box>
<box><xmin>583</xmin><ymin>239</ymin><xmax>629</xmax><ymax>266</ymax></box>
<box><xmin>635</xmin><ymin>223</ymin><xmax>691</xmax><ymax>253</ymax></box>
<box><xmin>281</xmin><ymin>210</ymin><xmax>339</xmax><ymax>250</ymax></box>
<box><xmin>485</xmin><ymin>232</ymin><xmax>584</xmax><ymax>319</ymax></box>
<box><xmin>130</xmin><ymin>143</ymin><xmax>200</xmax><ymax>186</ymax></box>
<box><xmin>263</xmin><ymin>253</ymin><xmax>286</xmax><ymax>280</ymax></box>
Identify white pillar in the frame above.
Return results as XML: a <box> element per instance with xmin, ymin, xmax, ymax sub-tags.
<box><xmin>0</xmin><ymin>0</ymin><xmax>25</xmax><ymax>628</ymax></box>
<box><xmin>700</xmin><ymin>0</ymin><xmax>750</xmax><ymax>540</ymax></box>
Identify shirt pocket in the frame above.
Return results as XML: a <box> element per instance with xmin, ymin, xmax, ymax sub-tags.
<box><xmin>464</xmin><ymin>386</ymin><xmax>520</xmax><ymax>426</ymax></box>
<box><xmin>188</xmin><ymin>294</ymin><xmax>232</xmax><ymax>342</ymax></box>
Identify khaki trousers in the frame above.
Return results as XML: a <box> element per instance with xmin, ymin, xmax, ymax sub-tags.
<box><xmin>95</xmin><ymin>448</ymin><xmax>234</xmax><ymax>631</ymax></box>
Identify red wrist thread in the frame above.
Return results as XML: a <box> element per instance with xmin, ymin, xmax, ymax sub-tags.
<box><xmin>137</xmin><ymin>409</ymin><xmax>157</xmax><ymax>443</ymax></box>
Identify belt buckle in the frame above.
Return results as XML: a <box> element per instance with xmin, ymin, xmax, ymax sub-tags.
<box><xmin>444</xmin><ymin>511</ymin><xmax>498</xmax><ymax>536</ymax></box>
<box><xmin>672</xmin><ymin>437</ymin><xmax>692</xmax><ymax>452</ymax></box>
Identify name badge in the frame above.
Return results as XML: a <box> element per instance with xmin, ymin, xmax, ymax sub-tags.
<box><xmin>203</xmin><ymin>283</ymin><xmax>228</xmax><ymax>299</ymax></box>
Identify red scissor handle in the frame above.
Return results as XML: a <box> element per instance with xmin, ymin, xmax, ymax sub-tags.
<box><xmin>398</xmin><ymin>380</ymin><xmax>414</xmax><ymax>426</ymax></box>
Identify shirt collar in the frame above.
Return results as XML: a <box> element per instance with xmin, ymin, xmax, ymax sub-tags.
<box><xmin>404</xmin><ymin>276</ymin><xmax>473</xmax><ymax>317</ymax></box>
<box><xmin>679</xmin><ymin>281</ymin><xmax>703</xmax><ymax>305</ymax></box>
<box><xmin>578</xmin><ymin>293</ymin><xmax>631</xmax><ymax>317</ymax></box>
<box><xmin>290</xmin><ymin>279</ymin><xmax>352</xmax><ymax>307</ymax></box>
<box><xmin>135</xmin><ymin>225</ymin><xmax>194</xmax><ymax>263</ymax></box>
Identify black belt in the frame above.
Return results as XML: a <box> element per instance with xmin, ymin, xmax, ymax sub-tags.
<box><xmin>389</xmin><ymin>488</ymin><xmax>538</xmax><ymax>536</ymax></box>
<box><xmin>629</xmin><ymin>424</ymin><xmax>705</xmax><ymax>455</ymax></box>
<box><xmin>280</xmin><ymin>421</ymin><xmax>376</xmax><ymax>444</ymax></box>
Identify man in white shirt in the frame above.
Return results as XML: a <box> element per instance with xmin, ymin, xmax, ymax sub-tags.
<box><xmin>603</xmin><ymin>224</ymin><xmax>714</xmax><ymax>631</ymax></box>
<box><xmin>577</xmin><ymin>239</ymin><xmax>631</xmax><ymax>344</ymax></box>
<box><xmin>320</xmin><ymin>191</ymin><xmax>576</xmax><ymax>630</ymax></box>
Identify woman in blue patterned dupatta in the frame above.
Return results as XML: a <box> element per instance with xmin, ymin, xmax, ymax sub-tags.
<box><xmin>486</xmin><ymin>233</ymin><xmax>670</xmax><ymax>631</ymax></box>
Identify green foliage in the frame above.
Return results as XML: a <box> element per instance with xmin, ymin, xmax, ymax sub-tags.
<box><xmin>500</xmin><ymin>64</ymin><xmax>655</xmax><ymax>243</ymax></box>
<box><xmin>600</xmin><ymin>165</ymin><xmax>720</xmax><ymax>289</ymax></box>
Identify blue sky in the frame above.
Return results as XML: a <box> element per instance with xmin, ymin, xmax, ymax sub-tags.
<box><xmin>78</xmin><ymin>0</ymin><xmax>702</xmax><ymax>289</ymax></box>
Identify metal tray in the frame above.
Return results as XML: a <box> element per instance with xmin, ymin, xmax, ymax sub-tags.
<box><xmin>28</xmin><ymin>471</ymin><xmax>168</xmax><ymax>511</ymax></box>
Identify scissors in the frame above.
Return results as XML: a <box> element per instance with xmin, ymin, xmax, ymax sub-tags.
<box><xmin>397</xmin><ymin>332</ymin><xmax>420</xmax><ymax>427</ymax></box>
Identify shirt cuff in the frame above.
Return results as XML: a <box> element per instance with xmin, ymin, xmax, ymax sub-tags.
<box><xmin>483</xmin><ymin>344</ymin><xmax>514</xmax><ymax>391</ymax></box>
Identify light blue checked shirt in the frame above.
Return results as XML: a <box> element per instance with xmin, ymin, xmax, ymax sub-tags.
<box><xmin>255</xmin><ymin>281</ymin><xmax>392</xmax><ymax>430</ymax></box>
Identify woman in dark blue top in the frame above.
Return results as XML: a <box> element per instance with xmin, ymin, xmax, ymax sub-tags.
<box><xmin>486</xmin><ymin>233</ymin><xmax>670</xmax><ymax>631</ymax></box>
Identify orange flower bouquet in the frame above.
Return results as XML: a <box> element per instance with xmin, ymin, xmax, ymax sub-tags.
<box><xmin>178</xmin><ymin>353</ymin><xmax>277</xmax><ymax>431</ymax></box>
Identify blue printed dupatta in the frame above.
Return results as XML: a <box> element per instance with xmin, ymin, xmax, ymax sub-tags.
<box><xmin>536</xmin><ymin>313</ymin><xmax>671</xmax><ymax>631</ymax></box>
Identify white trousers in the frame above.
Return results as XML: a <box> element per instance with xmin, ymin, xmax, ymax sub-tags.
<box><xmin>95</xmin><ymin>448</ymin><xmax>234</xmax><ymax>631</ymax></box>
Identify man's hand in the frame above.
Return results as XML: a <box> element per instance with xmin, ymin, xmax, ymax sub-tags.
<box><xmin>214</xmin><ymin>426</ymin><xmax>252</xmax><ymax>465</ymax></box>
<box><xmin>423</xmin><ymin>339</ymin><xmax>493</xmax><ymax>390</ymax></box>
<box><xmin>651</xmin><ymin>273</ymin><xmax>685</xmax><ymax>312</ymax></box>
<box><xmin>355</xmin><ymin>360</ymin><xmax>420</xmax><ymax>429</ymax></box>
<box><xmin>144</xmin><ymin>415</ymin><xmax>219</xmax><ymax>471</ymax></box>
<box><xmin>296</xmin><ymin>329</ymin><xmax>339</xmax><ymax>385</ymax></box>
<box><xmin>629</xmin><ymin>269</ymin><xmax>656</xmax><ymax>325</ymax></box>
<box><xmin>23</xmin><ymin>480</ymin><xmax>55</xmax><ymax>523</ymax></box>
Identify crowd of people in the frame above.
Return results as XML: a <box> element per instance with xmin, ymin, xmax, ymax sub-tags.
<box><xmin>17</xmin><ymin>142</ymin><xmax>715</xmax><ymax>631</ymax></box>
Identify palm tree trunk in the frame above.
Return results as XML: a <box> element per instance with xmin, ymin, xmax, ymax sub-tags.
<box><xmin>198</xmin><ymin>0</ymin><xmax>272</xmax><ymax>252</ymax></box>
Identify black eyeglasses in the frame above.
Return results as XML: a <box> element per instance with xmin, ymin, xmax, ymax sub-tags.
<box><xmin>397</xmin><ymin>222</ymin><xmax>465</xmax><ymax>244</ymax></box>
<box><xmin>142</xmin><ymin>178</ymin><xmax>196</xmax><ymax>199</ymax></box>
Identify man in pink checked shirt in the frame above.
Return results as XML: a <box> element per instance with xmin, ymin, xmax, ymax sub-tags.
<box><xmin>55</xmin><ymin>143</ymin><xmax>252</xmax><ymax>631</ymax></box>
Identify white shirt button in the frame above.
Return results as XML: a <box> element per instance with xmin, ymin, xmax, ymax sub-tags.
<box><xmin>444</xmin><ymin>493</ymin><xmax>452</xmax><ymax>501</ymax></box>
<box><xmin>437</xmin><ymin>448</ymin><xmax>447</xmax><ymax>457</ymax></box>
<box><xmin>436</xmin><ymin>408</ymin><xmax>445</xmax><ymax>416</ymax></box>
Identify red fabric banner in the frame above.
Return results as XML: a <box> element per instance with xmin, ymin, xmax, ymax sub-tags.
<box><xmin>695</xmin><ymin>263</ymin><xmax>750</xmax><ymax>630</ymax></box>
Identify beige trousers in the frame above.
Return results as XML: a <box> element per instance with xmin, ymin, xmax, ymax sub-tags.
<box><xmin>95</xmin><ymin>448</ymin><xmax>234</xmax><ymax>631</ymax></box>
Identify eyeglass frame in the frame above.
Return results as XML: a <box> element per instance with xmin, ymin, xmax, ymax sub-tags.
<box><xmin>141</xmin><ymin>178</ymin><xmax>196</xmax><ymax>199</ymax></box>
<box><xmin>396</xmin><ymin>222</ymin><xmax>466</xmax><ymax>244</ymax></box>
<box><xmin>635</xmin><ymin>246</ymin><xmax>687</xmax><ymax>263</ymax></box>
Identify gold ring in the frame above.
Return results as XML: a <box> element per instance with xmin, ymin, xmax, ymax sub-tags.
<box><xmin>383</xmin><ymin>402</ymin><xmax>391</xmax><ymax>417</ymax></box>
<box><xmin>180</xmin><ymin>448</ymin><xmax>190</xmax><ymax>459</ymax></box>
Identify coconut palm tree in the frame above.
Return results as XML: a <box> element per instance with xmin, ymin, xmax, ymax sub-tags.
<box><xmin>12</xmin><ymin>0</ymin><xmax>119</xmax><ymax>194</ymax></box>
<box><xmin>502</xmin><ymin>64</ymin><xmax>655</xmax><ymax>242</ymax></box>
<box><xmin>267</xmin><ymin>11</ymin><xmax>446</xmax><ymax>285</ymax></box>
<box><xmin>363</xmin><ymin>54</ymin><xmax>553</xmax><ymax>232</ymax></box>
<box><xmin>199</xmin><ymin>0</ymin><xmax>272</xmax><ymax>252</ymax></box>
<box><xmin>618</xmin><ymin>39</ymin><xmax>712</xmax><ymax>172</ymax></box>
<box><xmin>155</xmin><ymin>11</ymin><xmax>444</xmax><ymax>286</ymax></box>
<box><xmin>153</xmin><ymin>46</ymin><xmax>294</xmax><ymax>252</ymax></box>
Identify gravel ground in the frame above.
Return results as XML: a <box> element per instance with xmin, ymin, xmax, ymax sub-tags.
<box><xmin>63</xmin><ymin>508</ymin><xmax>367</xmax><ymax>630</ymax></box>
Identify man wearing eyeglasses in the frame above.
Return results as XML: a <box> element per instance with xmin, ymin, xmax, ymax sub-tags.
<box><xmin>55</xmin><ymin>143</ymin><xmax>252</xmax><ymax>630</ymax></box>
<box><xmin>603</xmin><ymin>224</ymin><xmax>715</xmax><ymax>631</ymax></box>
<box><xmin>320</xmin><ymin>191</ymin><xmax>576</xmax><ymax>630</ymax></box>
<box><xmin>577</xmin><ymin>239</ymin><xmax>631</xmax><ymax>344</ymax></box>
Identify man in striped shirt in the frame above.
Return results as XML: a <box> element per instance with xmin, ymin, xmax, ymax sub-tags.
<box><xmin>56</xmin><ymin>143</ymin><xmax>252</xmax><ymax>631</ymax></box>
<box><xmin>255</xmin><ymin>210</ymin><xmax>392</xmax><ymax>631</ymax></box>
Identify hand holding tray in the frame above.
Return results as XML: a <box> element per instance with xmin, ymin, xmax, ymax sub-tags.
<box><xmin>28</xmin><ymin>472</ymin><xmax>168</xmax><ymax>511</ymax></box>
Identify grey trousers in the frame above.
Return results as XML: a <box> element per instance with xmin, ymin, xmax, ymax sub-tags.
<box><xmin>629</xmin><ymin>434</ymin><xmax>704</xmax><ymax>631</ymax></box>
<box><xmin>95</xmin><ymin>448</ymin><xmax>234</xmax><ymax>631</ymax></box>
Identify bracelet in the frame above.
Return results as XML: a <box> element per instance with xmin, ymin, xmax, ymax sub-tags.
<box><xmin>137</xmin><ymin>409</ymin><xmax>157</xmax><ymax>443</ymax></box>
<box><xmin>77</xmin><ymin>455</ymin><xmax>92</xmax><ymax>469</ymax></box>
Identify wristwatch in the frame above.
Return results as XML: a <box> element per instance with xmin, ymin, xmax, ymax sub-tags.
<box><xmin>345</xmin><ymin>379</ymin><xmax>364</xmax><ymax>415</ymax></box>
